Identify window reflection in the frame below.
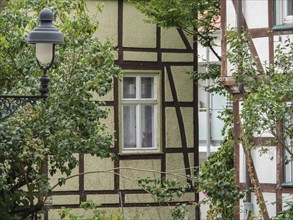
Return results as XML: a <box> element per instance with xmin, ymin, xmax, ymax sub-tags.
<box><xmin>123</xmin><ymin>105</ymin><xmax>136</xmax><ymax>148</ymax></box>
<box><xmin>123</xmin><ymin>77</ymin><xmax>136</xmax><ymax>98</ymax></box>
<box><xmin>141</xmin><ymin>105</ymin><xmax>154</xmax><ymax>147</ymax></box>
<box><xmin>141</xmin><ymin>77</ymin><xmax>154</xmax><ymax>98</ymax></box>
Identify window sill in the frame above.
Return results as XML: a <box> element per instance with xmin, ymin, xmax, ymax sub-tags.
<box><xmin>119</xmin><ymin>151</ymin><xmax>163</xmax><ymax>156</ymax></box>
<box><xmin>273</xmin><ymin>24</ymin><xmax>293</xmax><ymax>31</ymax></box>
<box><xmin>282</xmin><ymin>182</ymin><xmax>293</xmax><ymax>188</ymax></box>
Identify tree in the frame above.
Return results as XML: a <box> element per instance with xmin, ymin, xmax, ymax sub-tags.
<box><xmin>0</xmin><ymin>0</ymin><xmax>121</xmax><ymax>219</ymax></box>
<box><xmin>227</xmin><ymin>31</ymin><xmax>293</xmax><ymax>219</ymax></box>
<box><xmin>130</xmin><ymin>1</ymin><xmax>292</xmax><ymax>218</ymax></box>
<box><xmin>128</xmin><ymin>0</ymin><xmax>221</xmax><ymax>61</ymax></box>
<box><xmin>196</xmin><ymin>109</ymin><xmax>247</xmax><ymax>219</ymax></box>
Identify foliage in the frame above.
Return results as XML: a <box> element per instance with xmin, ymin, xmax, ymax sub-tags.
<box><xmin>0</xmin><ymin>0</ymin><xmax>121</xmax><ymax>219</ymax></box>
<box><xmin>227</xmin><ymin>31</ymin><xmax>293</xmax><ymax>158</ymax></box>
<box><xmin>59</xmin><ymin>200</ymin><xmax>124</xmax><ymax>220</ymax></box>
<box><xmin>137</xmin><ymin>177</ymin><xmax>191</xmax><ymax>220</ymax></box>
<box><xmin>226</xmin><ymin>30</ymin><xmax>293</xmax><ymax>218</ymax></box>
<box><xmin>189</xmin><ymin>63</ymin><xmax>223</xmax><ymax>95</ymax></box>
<box><xmin>197</xmin><ymin>109</ymin><xmax>246</xmax><ymax>220</ymax></box>
<box><xmin>195</xmin><ymin>30</ymin><xmax>292</xmax><ymax>219</ymax></box>
<box><xmin>128</xmin><ymin>0</ymin><xmax>221</xmax><ymax>61</ymax></box>
<box><xmin>271</xmin><ymin>199</ymin><xmax>293</xmax><ymax>220</ymax></box>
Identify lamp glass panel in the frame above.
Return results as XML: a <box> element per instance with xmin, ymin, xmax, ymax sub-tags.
<box><xmin>36</xmin><ymin>43</ymin><xmax>53</xmax><ymax>64</ymax></box>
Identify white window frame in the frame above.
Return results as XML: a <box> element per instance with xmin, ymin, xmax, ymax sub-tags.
<box><xmin>121</xmin><ymin>73</ymin><xmax>160</xmax><ymax>153</ymax></box>
<box><xmin>276</xmin><ymin>0</ymin><xmax>293</xmax><ymax>26</ymax></box>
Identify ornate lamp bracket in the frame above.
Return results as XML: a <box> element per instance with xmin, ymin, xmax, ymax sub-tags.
<box><xmin>0</xmin><ymin>95</ymin><xmax>44</xmax><ymax>119</ymax></box>
<box><xmin>0</xmin><ymin>8</ymin><xmax>64</xmax><ymax>120</ymax></box>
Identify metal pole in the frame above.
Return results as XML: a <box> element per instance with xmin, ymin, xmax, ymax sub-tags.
<box><xmin>119</xmin><ymin>191</ymin><xmax>125</xmax><ymax>218</ymax></box>
<box><xmin>206</xmin><ymin>47</ymin><xmax>211</xmax><ymax>158</ymax></box>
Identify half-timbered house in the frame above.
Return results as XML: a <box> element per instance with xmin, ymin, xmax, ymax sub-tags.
<box><xmin>221</xmin><ymin>0</ymin><xmax>293</xmax><ymax>219</ymax></box>
<box><xmin>46</xmin><ymin>0</ymin><xmax>224</xmax><ymax>219</ymax></box>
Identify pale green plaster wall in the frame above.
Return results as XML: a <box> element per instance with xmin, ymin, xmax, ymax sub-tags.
<box><xmin>120</xmin><ymin>159</ymin><xmax>161</xmax><ymax>189</ymax></box>
<box><xmin>125</xmin><ymin>193</ymin><xmax>156</xmax><ymax>203</ymax></box>
<box><xmin>166</xmin><ymin>107</ymin><xmax>194</xmax><ymax>148</ymax></box>
<box><xmin>161</xmin><ymin>28</ymin><xmax>194</xmax><ymax>49</ymax></box>
<box><xmin>50</xmin><ymin>154</ymin><xmax>79</xmax><ymax>191</ymax></box>
<box><xmin>86</xmin><ymin>0</ymin><xmax>118</xmax><ymax>44</ymax></box>
<box><xmin>99</xmin><ymin>107</ymin><xmax>115</xmax><ymax>144</ymax></box>
<box><xmin>165</xmin><ymin>66</ymin><xmax>194</xmax><ymax>102</ymax></box>
<box><xmin>124</xmin><ymin>51</ymin><xmax>157</xmax><ymax>62</ymax></box>
<box><xmin>123</xmin><ymin>3</ymin><xmax>156</xmax><ymax>48</ymax></box>
<box><xmin>87</xmin><ymin>194</ymin><xmax>119</xmax><ymax>204</ymax></box>
<box><xmin>84</xmin><ymin>156</ymin><xmax>115</xmax><ymax>190</ymax></box>
<box><xmin>165</xmin><ymin>153</ymin><xmax>194</xmax><ymax>182</ymax></box>
<box><xmin>162</xmin><ymin>52</ymin><xmax>194</xmax><ymax>62</ymax></box>
<box><xmin>52</xmin><ymin>195</ymin><xmax>80</xmax><ymax>205</ymax></box>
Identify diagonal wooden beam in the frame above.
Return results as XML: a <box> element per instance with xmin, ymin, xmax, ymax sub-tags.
<box><xmin>177</xmin><ymin>28</ymin><xmax>192</xmax><ymax>50</ymax></box>
<box><xmin>166</xmin><ymin>66</ymin><xmax>192</xmax><ymax>187</ymax></box>
<box><xmin>231</xmin><ymin>0</ymin><xmax>265</xmax><ymax>74</ymax></box>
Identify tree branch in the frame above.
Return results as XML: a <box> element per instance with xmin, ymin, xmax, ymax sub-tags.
<box><xmin>6</xmin><ymin>48</ymin><xmax>25</xmax><ymax>77</ymax></box>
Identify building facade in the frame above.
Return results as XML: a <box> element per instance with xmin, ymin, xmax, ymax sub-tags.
<box><xmin>46</xmin><ymin>1</ymin><xmax>223</xmax><ymax>219</ymax></box>
<box><xmin>221</xmin><ymin>0</ymin><xmax>293</xmax><ymax>219</ymax></box>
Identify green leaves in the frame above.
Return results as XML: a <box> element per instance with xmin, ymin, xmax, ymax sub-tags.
<box><xmin>228</xmin><ymin>32</ymin><xmax>293</xmax><ymax>154</ymax></box>
<box><xmin>128</xmin><ymin>0</ymin><xmax>221</xmax><ymax>60</ymax></box>
<box><xmin>226</xmin><ymin>32</ymin><xmax>293</xmax><ymax>218</ymax></box>
<box><xmin>137</xmin><ymin>177</ymin><xmax>190</xmax><ymax>204</ymax></box>
<box><xmin>197</xmin><ymin>109</ymin><xmax>246</xmax><ymax>219</ymax></box>
<box><xmin>0</xmin><ymin>0</ymin><xmax>122</xmax><ymax>218</ymax></box>
<box><xmin>59</xmin><ymin>200</ymin><xmax>124</xmax><ymax>220</ymax></box>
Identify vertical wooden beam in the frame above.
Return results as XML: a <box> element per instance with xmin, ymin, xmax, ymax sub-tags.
<box><xmin>276</xmin><ymin>123</ymin><xmax>283</xmax><ymax>213</ymax></box>
<box><xmin>193</xmin><ymin>33</ymin><xmax>200</xmax><ymax>220</ymax></box>
<box><xmin>268</xmin><ymin>0</ymin><xmax>274</xmax><ymax>65</ymax></box>
<box><xmin>156</xmin><ymin>26</ymin><xmax>162</xmax><ymax>63</ymax></box>
<box><xmin>79</xmin><ymin>154</ymin><xmax>86</xmax><ymax>202</ymax></box>
<box><xmin>221</xmin><ymin>0</ymin><xmax>227</xmax><ymax>77</ymax></box>
<box><xmin>161</xmin><ymin>66</ymin><xmax>166</xmax><ymax>180</ymax></box>
<box><xmin>233</xmin><ymin>94</ymin><xmax>241</xmax><ymax>220</ymax></box>
<box><xmin>114</xmin><ymin>0</ymin><xmax>124</xmax><ymax>192</ymax></box>
<box><xmin>118</xmin><ymin>0</ymin><xmax>123</xmax><ymax>65</ymax></box>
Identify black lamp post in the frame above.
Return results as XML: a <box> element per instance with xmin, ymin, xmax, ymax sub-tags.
<box><xmin>0</xmin><ymin>8</ymin><xmax>64</xmax><ymax>119</ymax></box>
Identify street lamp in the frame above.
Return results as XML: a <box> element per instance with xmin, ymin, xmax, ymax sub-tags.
<box><xmin>0</xmin><ymin>8</ymin><xmax>64</xmax><ymax>119</ymax></box>
<box><xmin>28</xmin><ymin>8</ymin><xmax>64</xmax><ymax>97</ymax></box>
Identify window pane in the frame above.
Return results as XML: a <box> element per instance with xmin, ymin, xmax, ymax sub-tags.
<box><xmin>141</xmin><ymin>77</ymin><xmax>154</xmax><ymax>98</ymax></box>
<box><xmin>141</xmin><ymin>105</ymin><xmax>154</xmax><ymax>148</ymax></box>
<box><xmin>284</xmin><ymin>147</ymin><xmax>293</xmax><ymax>183</ymax></box>
<box><xmin>288</xmin><ymin>0</ymin><xmax>293</xmax><ymax>15</ymax></box>
<box><xmin>123</xmin><ymin>106</ymin><xmax>136</xmax><ymax>148</ymax></box>
<box><xmin>123</xmin><ymin>77</ymin><xmax>136</xmax><ymax>98</ymax></box>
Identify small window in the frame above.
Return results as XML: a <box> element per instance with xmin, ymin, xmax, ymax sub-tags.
<box><xmin>121</xmin><ymin>74</ymin><xmax>159</xmax><ymax>153</ymax></box>
<box><xmin>275</xmin><ymin>0</ymin><xmax>293</xmax><ymax>29</ymax></box>
<box><xmin>284</xmin><ymin>146</ymin><xmax>293</xmax><ymax>184</ymax></box>
<box><xmin>284</xmin><ymin>0</ymin><xmax>293</xmax><ymax>24</ymax></box>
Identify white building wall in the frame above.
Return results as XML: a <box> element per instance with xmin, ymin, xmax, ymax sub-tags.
<box><xmin>243</xmin><ymin>1</ymin><xmax>268</xmax><ymax>28</ymax></box>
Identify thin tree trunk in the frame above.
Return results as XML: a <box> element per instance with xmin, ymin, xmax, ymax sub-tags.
<box><xmin>240</xmin><ymin>125</ymin><xmax>270</xmax><ymax>220</ymax></box>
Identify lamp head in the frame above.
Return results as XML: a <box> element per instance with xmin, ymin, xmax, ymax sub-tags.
<box><xmin>27</xmin><ymin>8</ymin><xmax>64</xmax><ymax>45</ymax></box>
<box><xmin>28</xmin><ymin>8</ymin><xmax>64</xmax><ymax>65</ymax></box>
